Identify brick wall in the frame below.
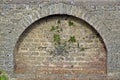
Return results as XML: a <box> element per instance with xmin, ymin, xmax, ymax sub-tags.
<box><xmin>0</xmin><ymin>0</ymin><xmax>120</xmax><ymax>80</ymax></box>
<box><xmin>14</xmin><ymin>15</ymin><xmax>107</xmax><ymax>80</ymax></box>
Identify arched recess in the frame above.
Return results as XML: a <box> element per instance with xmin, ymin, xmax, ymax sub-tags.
<box><xmin>16</xmin><ymin>2</ymin><xmax>109</xmax><ymax>53</ymax></box>
<box><xmin>14</xmin><ymin>14</ymin><xmax>107</xmax><ymax>79</ymax></box>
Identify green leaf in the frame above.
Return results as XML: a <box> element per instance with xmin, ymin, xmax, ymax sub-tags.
<box><xmin>50</xmin><ymin>26</ymin><xmax>56</xmax><ymax>31</ymax></box>
<box><xmin>0</xmin><ymin>75</ymin><xmax>8</xmax><ymax>80</ymax></box>
<box><xmin>56</xmin><ymin>26</ymin><xmax>59</xmax><ymax>29</ymax></box>
<box><xmin>53</xmin><ymin>34</ymin><xmax>61</xmax><ymax>43</ymax></box>
<box><xmin>68</xmin><ymin>20</ymin><xmax>74</xmax><ymax>26</ymax></box>
<box><xmin>68</xmin><ymin>36</ymin><xmax>76</xmax><ymax>43</ymax></box>
<box><xmin>57</xmin><ymin>20</ymin><xmax>61</xmax><ymax>24</ymax></box>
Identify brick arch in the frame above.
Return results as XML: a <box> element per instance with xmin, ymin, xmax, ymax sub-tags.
<box><xmin>14</xmin><ymin>14</ymin><xmax>107</xmax><ymax>79</ymax></box>
<box><xmin>13</xmin><ymin>3</ymin><xmax>109</xmax><ymax>79</ymax></box>
<box><xmin>16</xmin><ymin>3</ymin><xmax>109</xmax><ymax>53</ymax></box>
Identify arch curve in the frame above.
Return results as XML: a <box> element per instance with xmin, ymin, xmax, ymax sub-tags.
<box><xmin>14</xmin><ymin>13</ymin><xmax>107</xmax><ymax>77</ymax></box>
<box><xmin>17</xmin><ymin>3</ymin><xmax>109</xmax><ymax>52</ymax></box>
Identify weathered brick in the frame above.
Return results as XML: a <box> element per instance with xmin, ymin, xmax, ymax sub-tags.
<box><xmin>13</xmin><ymin>15</ymin><xmax>107</xmax><ymax>80</ymax></box>
<box><xmin>0</xmin><ymin>1</ymin><xmax>119</xmax><ymax>80</ymax></box>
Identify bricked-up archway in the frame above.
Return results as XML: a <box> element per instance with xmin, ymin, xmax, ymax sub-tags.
<box><xmin>14</xmin><ymin>15</ymin><xmax>107</xmax><ymax>79</ymax></box>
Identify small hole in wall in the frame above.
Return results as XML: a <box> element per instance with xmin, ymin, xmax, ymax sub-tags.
<box><xmin>9</xmin><ymin>31</ymin><xmax>11</xmax><ymax>33</ymax></box>
<box><xmin>71</xmin><ymin>65</ymin><xmax>74</xmax><ymax>68</ymax></box>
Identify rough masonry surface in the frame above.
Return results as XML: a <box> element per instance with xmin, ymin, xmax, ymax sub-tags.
<box><xmin>0</xmin><ymin>0</ymin><xmax>120</xmax><ymax>80</ymax></box>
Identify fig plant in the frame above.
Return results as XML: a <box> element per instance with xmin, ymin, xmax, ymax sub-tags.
<box><xmin>50</xmin><ymin>19</ymin><xmax>85</xmax><ymax>57</ymax></box>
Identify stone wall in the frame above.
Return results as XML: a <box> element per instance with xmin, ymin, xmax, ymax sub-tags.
<box><xmin>0</xmin><ymin>0</ymin><xmax>120</xmax><ymax>79</ymax></box>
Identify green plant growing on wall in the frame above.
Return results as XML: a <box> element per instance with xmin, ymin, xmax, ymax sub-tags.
<box><xmin>68</xmin><ymin>36</ymin><xmax>76</xmax><ymax>43</ymax></box>
<box><xmin>57</xmin><ymin>19</ymin><xmax>61</xmax><ymax>24</ymax></box>
<box><xmin>68</xmin><ymin>20</ymin><xmax>74</xmax><ymax>26</ymax></box>
<box><xmin>0</xmin><ymin>69</ymin><xmax>9</xmax><ymax>80</ymax></box>
<box><xmin>50</xmin><ymin>26</ymin><xmax>56</xmax><ymax>31</ymax></box>
<box><xmin>53</xmin><ymin>34</ymin><xmax>61</xmax><ymax>44</ymax></box>
<box><xmin>50</xmin><ymin>19</ymin><xmax>85</xmax><ymax>57</ymax></box>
